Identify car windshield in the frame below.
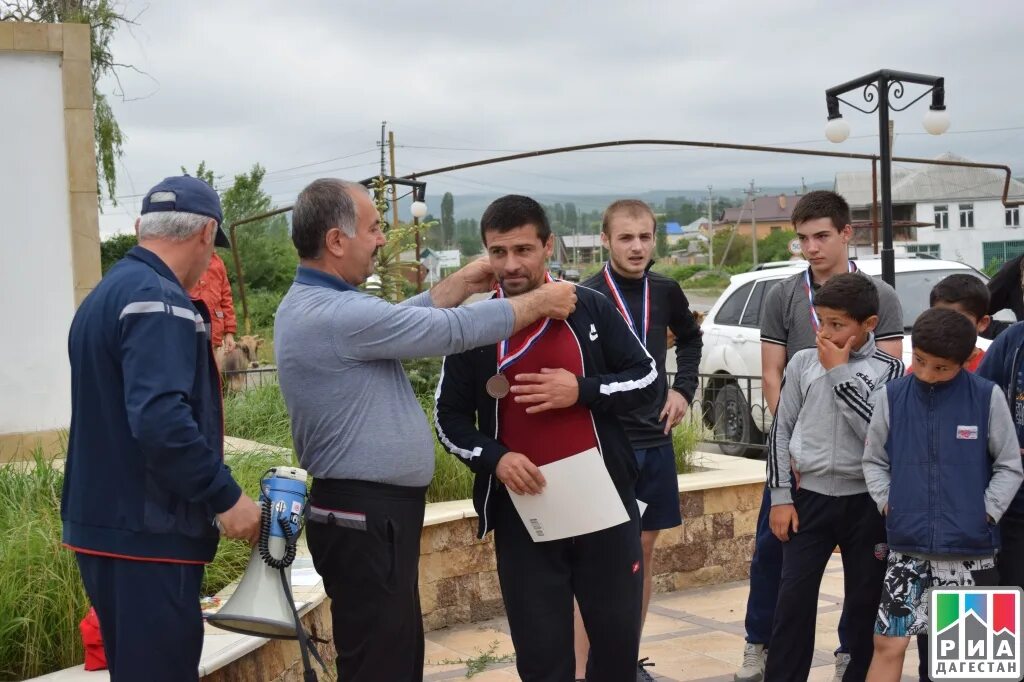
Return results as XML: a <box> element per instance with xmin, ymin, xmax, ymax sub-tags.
<box><xmin>872</xmin><ymin>269</ymin><xmax>985</xmax><ymax>332</ymax></box>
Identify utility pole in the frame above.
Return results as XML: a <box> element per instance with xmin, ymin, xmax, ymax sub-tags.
<box><xmin>744</xmin><ymin>180</ymin><xmax>762</xmax><ymax>267</ymax></box>
<box><xmin>573</xmin><ymin>215</ymin><xmax>579</xmax><ymax>266</ymax></box>
<box><xmin>388</xmin><ymin>130</ymin><xmax>399</xmax><ymax>230</ymax></box>
<box><xmin>707</xmin><ymin>185</ymin><xmax>714</xmax><ymax>268</ymax></box>
<box><xmin>378</xmin><ymin>121</ymin><xmax>387</xmax><ymax>176</ymax></box>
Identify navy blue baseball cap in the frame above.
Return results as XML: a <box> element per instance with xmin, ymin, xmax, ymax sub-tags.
<box><xmin>141</xmin><ymin>175</ymin><xmax>230</xmax><ymax>247</ymax></box>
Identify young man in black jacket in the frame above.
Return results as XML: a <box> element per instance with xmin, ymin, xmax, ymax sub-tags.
<box><xmin>578</xmin><ymin>199</ymin><xmax>703</xmax><ymax>680</ymax></box>
<box><xmin>435</xmin><ymin>195</ymin><xmax>659</xmax><ymax>682</ymax></box>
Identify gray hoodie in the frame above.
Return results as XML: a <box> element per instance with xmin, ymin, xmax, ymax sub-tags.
<box><xmin>768</xmin><ymin>333</ymin><xmax>904</xmax><ymax>506</ymax></box>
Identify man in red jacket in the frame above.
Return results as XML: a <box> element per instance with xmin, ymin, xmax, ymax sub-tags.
<box><xmin>189</xmin><ymin>252</ymin><xmax>237</xmax><ymax>354</ymax></box>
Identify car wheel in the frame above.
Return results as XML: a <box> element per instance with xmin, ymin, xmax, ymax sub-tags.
<box><xmin>713</xmin><ymin>382</ymin><xmax>764</xmax><ymax>458</ymax></box>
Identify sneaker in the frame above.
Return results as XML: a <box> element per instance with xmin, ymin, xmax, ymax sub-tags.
<box><xmin>833</xmin><ymin>652</ymin><xmax>851</xmax><ymax>682</ymax></box>
<box><xmin>735</xmin><ymin>643</ymin><xmax>766</xmax><ymax>682</ymax></box>
<box><xmin>637</xmin><ymin>657</ymin><xmax>656</xmax><ymax>681</ymax></box>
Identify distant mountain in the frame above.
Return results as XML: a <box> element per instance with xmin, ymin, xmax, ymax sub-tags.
<box><xmin>416</xmin><ymin>181</ymin><xmax>833</xmax><ymax>222</ymax></box>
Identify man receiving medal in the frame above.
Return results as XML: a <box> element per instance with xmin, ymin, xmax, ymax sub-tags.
<box><xmin>434</xmin><ymin>195</ymin><xmax>660</xmax><ymax>682</ymax></box>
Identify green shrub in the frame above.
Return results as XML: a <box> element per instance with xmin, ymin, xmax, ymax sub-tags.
<box><xmin>0</xmin><ymin>454</ymin><xmax>87</xmax><ymax>680</ymax></box>
<box><xmin>428</xmin><ymin>440</ymin><xmax>475</xmax><ymax>504</ymax></box>
<box><xmin>222</xmin><ymin>382</ymin><xmax>294</xmax><ymax>449</ymax></box>
<box><xmin>0</xmin><ymin>449</ymin><xmax>292</xmax><ymax>679</ymax></box>
<box><xmin>673</xmin><ymin>416</ymin><xmax>708</xmax><ymax>474</ymax></box>
<box><xmin>203</xmin><ymin>450</ymin><xmax>299</xmax><ymax>595</ymax></box>
<box><xmin>241</xmin><ymin>288</ymin><xmax>286</xmax><ymax>331</ymax></box>
<box><xmin>670</xmin><ymin>264</ymin><xmax>710</xmax><ymax>283</ymax></box>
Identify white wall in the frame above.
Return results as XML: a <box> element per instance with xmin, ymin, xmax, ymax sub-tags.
<box><xmin>915</xmin><ymin>200</ymin><xmax>1023</xmax><ymax>268</ymax></box>
<box><xmin>0</xmin><ymin>52</ymin><xmax>75</xmax><ymax>433</ymax></box>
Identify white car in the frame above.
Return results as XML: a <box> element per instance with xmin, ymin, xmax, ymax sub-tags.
<box><xmin>695</xmin><ymin>256</ymin><xmax>1006</xmax><ymax>457</ymax></box>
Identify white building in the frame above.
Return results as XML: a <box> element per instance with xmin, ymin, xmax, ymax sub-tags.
<box><xmin>835</xmin><ymin>153</ymin><xmax>1024</xmax><ymax>270</ymax></box>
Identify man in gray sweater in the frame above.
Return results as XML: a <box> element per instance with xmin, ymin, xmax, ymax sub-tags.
<box><xmin>764</xmin><ymin>273</ymin><xmax>904</xmax><ymax>681</ymax></box>
<box><xmin>274</xmin><ymin>179</ymin><xmax>576</xmax><ymax>682</ymax></box>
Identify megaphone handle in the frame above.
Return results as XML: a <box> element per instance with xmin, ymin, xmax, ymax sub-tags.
<box><xmin>277</xmin><ymin>567</ymin><xmax>325</xmax><ymax>681</ymax></box>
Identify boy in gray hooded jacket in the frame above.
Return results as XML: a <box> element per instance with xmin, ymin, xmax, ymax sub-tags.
<box><xmin>764</xmin><ymin>273</ymin><xmax>905</xmax><ymax>682</ymax></box>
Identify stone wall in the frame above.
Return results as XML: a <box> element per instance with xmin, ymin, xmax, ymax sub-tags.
<box><xmin>195</xmin><ymin>453</ymin><xmax>765</xmax><ymax>679</ymax></box>
<box><xmin>418</xmin><ymin>479</ymin><xmax>764</xmax><ymax>632</ymax></box>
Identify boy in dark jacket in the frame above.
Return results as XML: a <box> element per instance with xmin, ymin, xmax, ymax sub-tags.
<box><xmin>977</xmin><ymin>315</ymin><xmax>1024</xmax><ymax>589</ymax></box>
<box><xmin>863</xmin><ymin>308</ymin><xmax>1022</xmax><ymax>680</ymax></box>
<box><xmin>434</xmin><ymin>195</ymin><xmax>658</xmax><ymax>682</ymax></box>
<box><xmin>765</xmin><ymin>273</ymin><xmax>905</xmax><ymax>681</ymax></box>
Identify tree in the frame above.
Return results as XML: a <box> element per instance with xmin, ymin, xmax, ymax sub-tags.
<box><xmin>553</xmin><ymin>203</ymin><xmax>565</xmax><ymax>227</ymax></box>
<box><xmin>457</xmin><ymin>234</ymin><xmax>481</xmax><ymax>257</ymax></box>
<box><xmin>440</xmin><ymin>192</ymin><xmax>455</xmax><ymax>247</ymax></box>
<box><xmin>656</xmin><ymin>222</ymin><xmax>668</xmax><ymax>258</ymax></box>
<box><xmin>711</xmin><ymin>229</ymin><xmax>752</xmax><ymax>267</ymax></box>
<box><xmin>2</xmin><ymin>1</ymin><xmax>135</xmax><ymax>204</ymax></box>
<box><xmin>564</xmin><ymin>202</ymin><xmax>578</xmax><ymax>233</ymax></box>
<box><xmin>183</xmin><ymin>161</ymin><xmax>296</xmax><ymax>297</ymax></box>
<box><xmin>99</xmin><ymin>231</ymin><xmax>136</xmax><ymax>273</ymax></box>
<box><xmin>759</xmin><ymin>229</ymin><xmax>799</xmax><ymax>263</ymax></box>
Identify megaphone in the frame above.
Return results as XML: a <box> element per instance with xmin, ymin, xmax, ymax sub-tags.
<box><xmin>208</xmin><ymin>466</ymin><xmax>324</xmax><ymax>680</ymax></box>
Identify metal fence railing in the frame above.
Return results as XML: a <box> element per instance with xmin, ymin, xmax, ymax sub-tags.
<box><xmin>224</xmin><ymin>366</ymin><xmax>769</xmax><ymax>458</ymax></box>
<box><xmin>221</xmin><ymin>366</ymin><xmax>278</xmax><ymax>393</ymax></box>
<box><xmin>669</xmin><ymin>372</ymin><xmax>770</xmax><ymax>458</ymax></box>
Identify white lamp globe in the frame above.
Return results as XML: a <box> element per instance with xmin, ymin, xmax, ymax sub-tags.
<box><xmin>923</xmin><ymin>108</ymin><xmax>951</xmax><ymax>136</ymax></box>
<box><xmin>410</xmin><ymin>200</ymin><xmax>428</xmax><ymax>219</ymax></box>
<box><xmin>825</xmin><ymin>117</ymin><xmax>851</xmax><ymax>143</ymax></box>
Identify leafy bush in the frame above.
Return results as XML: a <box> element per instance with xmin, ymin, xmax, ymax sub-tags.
<box><xmin>99</xmin><ymin>233</ymin><xmax>138</xmax><ymax>274</ymax></box>
<box><xmin>0</xmin><ymin>454</ymin><xmax>87</xmax><ymax>679</ymax></box>
<box><xmin>222</xmin><ymin>382</ymin><xmax>293</xmax><ymax>449</ymax></box>
<box><xmin>240</xmin><ymin>288</ymin><xmax>286</xmax><ymax>332</ymax></box>
<box><xmin>203</xmin><ymin>450</ymin><xmax>299</xmax><ymax>596</ymax></box>
<box><xmin>670</xmin><ymin>264</ymin><xmax>710</xmax><ymax>283</ymax></box>
<box><xmin>0</xmin><ymin>449</ymin><xmax>286</xmax><ymax>679</ymax></box>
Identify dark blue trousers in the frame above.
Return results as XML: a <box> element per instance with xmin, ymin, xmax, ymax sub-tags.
<box><xmin>743</xmin><ymin>483</ymin><xmax>852</xmax><ymax>651</ymax></box>
<box><xmin>76</xmin><ymin>552</ymin><xmax>205</xmax><ymax>682</ymax></box>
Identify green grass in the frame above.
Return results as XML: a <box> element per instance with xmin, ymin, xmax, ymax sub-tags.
<box><xmin>0</xmin><ymin>448</ymin><xmax>290</xmax><ymax>680</ymax></box>
<box><xmin>0</xmin><ymin>454</ymin><xmax>87</xmax><ymax>680</ymax></box>
<box><xmin>673</xmin><ymin>415</ymin><xmax>708</xmax><ymax>474</ymax></box>
<box><xmin>222</xmin><ymin>382</ymin><xmax>294</xmax><ymax>449</ymax></box>
<box><xmin>428</xmin><ymin>440</ymin><xmax>475</xmax><ymax>504</ymax></box>
<box><xmin>203</xmin><ymin>450</ymin><xmax>299</xmax><ymax>595</ymax></box>
<box><xmin>1</xmin><ymin>379</ymin><xmax>707</xmax><ymax>679</ymax></box>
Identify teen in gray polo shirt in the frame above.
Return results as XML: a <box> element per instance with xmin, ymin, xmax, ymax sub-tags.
<box><xmin>735</xmin><ymin>190</ymin><xmax>903</xmax><ymax>682</ymax></box>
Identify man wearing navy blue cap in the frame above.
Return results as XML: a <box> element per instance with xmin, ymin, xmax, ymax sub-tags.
<box><xmin>63</xmin><ymin>175</ymin><xmax>261</xmax><ymax>682</ymax></box>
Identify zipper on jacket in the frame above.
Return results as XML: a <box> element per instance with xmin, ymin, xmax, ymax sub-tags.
<box><xmin>830</xmin><ymin>397</ymin><xmax>838</xmax><ymax>495</ymax></box>
<box><xmin>928</xmin><ymin>385</ymin><xmax>938</xmax><ymax>552</ymax></box>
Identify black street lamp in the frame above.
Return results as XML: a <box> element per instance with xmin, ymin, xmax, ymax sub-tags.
<box><xmin>824</xmin><ymin>70</ymin><xmax>950</xmax><ymax>287</ymax></box>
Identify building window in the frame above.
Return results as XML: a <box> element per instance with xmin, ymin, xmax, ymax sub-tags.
<box><xmin>906</xmin><ymin>243</ymin><xmax>940</xmax><ymax>257</ymax></box>
<box><xmin>1008</xmin><ymin>208</ymin><xmax>1021</xmax><ymax>228</ymax></box>
<box><xmin>982</xmin><ymin>241</ymin><xmax>1024</xmax><ymax>270</ymax></box>
<box><xmin>770</xmin><ymin>226</ymin><xmax>782</xmax><ymax>233</ymax></box>
<box><xmin>959</xmin><ymin>203</ymin><xmax>974</xmax><ymax>229</ymax></box>
<box><xmin>934</xmin><ymin>205</ymin><xmax>949</xmax><ymax>230</ymax></box>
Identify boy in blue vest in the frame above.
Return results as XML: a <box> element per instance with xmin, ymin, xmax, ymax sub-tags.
<box><xmin>863</xmin><ymin>308</ymin><xmax>1023</xmax><ymax>681</ymax></box>
<box><xmin>765</xmin><ymin>273</ymin><xmax>905</xmax><ymax>681</ymax></box>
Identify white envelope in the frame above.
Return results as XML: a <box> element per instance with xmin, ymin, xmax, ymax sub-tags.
<box><xmin>507</xmin><ymin>447</ymin><xmax>629</xmax><ymax>542</ymax></box>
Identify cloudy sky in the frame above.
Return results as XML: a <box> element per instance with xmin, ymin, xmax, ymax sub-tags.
<box><xmin>98</xmin><ymin>0</ymin><xmax>1024</xmax><ymax>235</ymax></box>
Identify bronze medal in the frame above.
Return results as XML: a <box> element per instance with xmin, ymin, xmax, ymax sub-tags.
<box><xmin>486</xmin><ymin>373</ymin><xmax>510</xmax><ymax>399</ymax></box>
